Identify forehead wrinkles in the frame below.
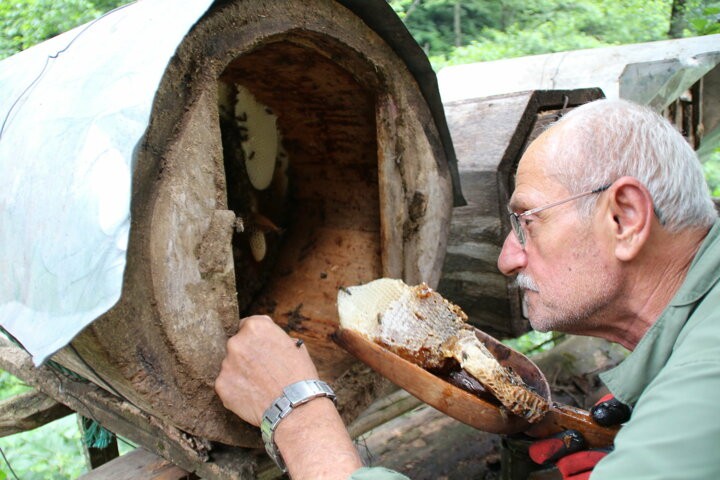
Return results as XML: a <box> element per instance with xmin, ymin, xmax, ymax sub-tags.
<box><xmin>511</xmin><ymin>129</ymin><xmax>568</xmax><ymax>209</ymax></box>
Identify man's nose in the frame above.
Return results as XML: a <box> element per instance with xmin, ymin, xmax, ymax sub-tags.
<box><xmin>498</xmin><ymin>231</ymin><xmax>528</xmax><ymax>275</ymax></box>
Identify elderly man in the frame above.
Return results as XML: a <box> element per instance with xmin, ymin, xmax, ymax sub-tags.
<box><xmin>214</xmin><ymin>99</ymin><xmax>720</xmax><ymax>479</ymax></box>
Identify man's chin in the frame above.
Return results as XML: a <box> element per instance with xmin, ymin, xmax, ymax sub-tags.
<box><xmin>527</xmin><ymin>317</ymin><xmax>552</xmax><ymax>333</ymax></box>
<box><xmin>525</xmin><ymin>302</ymin><xmax>557</xmax><ymax>332</ymax></box>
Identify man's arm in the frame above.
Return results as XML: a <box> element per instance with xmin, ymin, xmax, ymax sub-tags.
<box><xmin>214</xmin><ymin>315</ymin><xmax>362</xmax><ymax>480</ymax></box>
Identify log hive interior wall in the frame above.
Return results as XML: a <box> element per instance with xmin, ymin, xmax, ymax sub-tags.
<box><xmin>218</xmin><ymin>39</ymin><xmax>382</xmax><ymax>381</ymax></box>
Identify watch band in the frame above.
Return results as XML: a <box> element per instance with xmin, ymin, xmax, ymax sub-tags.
<box><xmin>260</xmin><ymin>379</ymin><xmax>337</xmax><ymax>472</ymax></box>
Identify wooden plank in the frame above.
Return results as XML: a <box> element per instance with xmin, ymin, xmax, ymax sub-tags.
<box><xmin>347</xmin><ymin>388</ymin><xmax>422</xmax><ymax>439</ymax></box>
<box><xmin>78</xmin><ymin>448</ymin><xmax>194</xmax><ymax>480</ymax></box>
<box><xmin>0</xmin><ymin>389</ymin><xmax>73</xmax><ymax>437</ymax></box>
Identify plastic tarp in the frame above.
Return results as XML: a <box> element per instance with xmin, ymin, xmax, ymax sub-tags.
<box><xmin>0</xmin><ymin>0</ymin><xmax>215</xmax><ymax>365</ymax></box>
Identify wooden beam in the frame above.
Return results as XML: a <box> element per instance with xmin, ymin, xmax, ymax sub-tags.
<box><xmin>0</xmin><ymin>389</ymin><xmax>73</xmax><ymax>437</ymax></box>
<box><xmin>347</xmin><ymin>389</ymin><xmax>422</xmax><ymax>439</ymax></box>
<box><xmin>0</xmin><ymin>337</ymin><xmax>257</xmax><ymax>479</ymax></box>
<box><xmin>77</xmin><ymin>448</ymin><xmax>195</xmax><ymax>480</ymax></box>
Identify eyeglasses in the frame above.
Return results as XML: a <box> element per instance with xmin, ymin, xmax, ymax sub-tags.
<box><xmin>508</xmin><ymin>184</ymin><xmax>611</xmax><ymax>248</ymax></box>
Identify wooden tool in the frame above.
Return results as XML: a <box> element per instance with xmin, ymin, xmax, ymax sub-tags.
<box><xmin>334</xmin><ymin>327</ymin><xmax>618</xmax><ymax>448</ymax></box>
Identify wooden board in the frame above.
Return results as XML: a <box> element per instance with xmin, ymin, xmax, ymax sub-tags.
<box><xmin>78</xmin><ymin>448</ymin><xmax>193</xmax><ymax>480</ymax></box>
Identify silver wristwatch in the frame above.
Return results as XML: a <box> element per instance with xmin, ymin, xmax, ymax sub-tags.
<box><xmin>260</xmin><ymin>379</ymin><xmax>337</xmax><ymax>472</ymax></box>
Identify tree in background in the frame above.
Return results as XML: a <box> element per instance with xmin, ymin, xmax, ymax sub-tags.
<box><xmin>2</xmin><ymin>0</ymin><xmax>718</xmax><ymax>63</ymax></box>
<box><xmin>390</xmin><ymin>0</ymin><xmax>720</xmax><ymax>68</ymax></box>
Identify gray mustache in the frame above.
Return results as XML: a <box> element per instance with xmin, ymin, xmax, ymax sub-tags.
<box><xmin>515</xmin><ymin>273</ymin><xmax>539</xmax><ymax>292</ymax></box>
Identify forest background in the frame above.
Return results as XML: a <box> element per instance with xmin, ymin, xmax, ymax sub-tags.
<box><xmin>0</xmin><ymin>0</ymin><xmax>719</xmax><ymax>478</ymax></box>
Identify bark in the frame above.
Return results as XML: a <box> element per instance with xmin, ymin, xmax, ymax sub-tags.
<box><xmin>454</xmin><ymin>1</ymin><xmax>462</xmax><ymax>47</ymax></box>
<box><xmin>669</xmin><ymin>0</ymin><xmax>687</xmax><ymax>39</ymax></box>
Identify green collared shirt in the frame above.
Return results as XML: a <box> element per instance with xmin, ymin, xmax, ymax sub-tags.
<box><xmin>593</xmin><ymin>218</ymin><xmax>720</xmax><ymax>479</ymax></box>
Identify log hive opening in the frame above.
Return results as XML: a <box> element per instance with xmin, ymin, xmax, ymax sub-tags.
<box><xmin>53</xmin><ymin>0</ymin><xmax>453</xmax><ymax>449</ymax></box>
<box><xmin>218</xmin><ymin>37</ymin><xmax>382</xmax><ymax>381</ymax></box>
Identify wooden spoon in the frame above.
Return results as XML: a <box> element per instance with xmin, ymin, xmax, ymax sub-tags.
<box><xmin>334</xmin><ymin>327</ymin><xmax>618</xmax><ymax>448</ymax></box>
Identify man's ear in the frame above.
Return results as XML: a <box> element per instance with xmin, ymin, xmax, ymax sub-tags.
<box><xmin>604</xmin><ymin>177</ymin><xmax>654</xmax><ymax>262</ymax></box>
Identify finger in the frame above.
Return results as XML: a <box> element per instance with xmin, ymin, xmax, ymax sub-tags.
<box><xmin>556</xmin><ymin>449</ymin><xmax>610</xmax><ymax>477</ymax></box>
<box><xmin>529</xmin><ymin>430</ymin><xmax>586</xmax><ymax>464</ymax></box>
<box><xmin>237</xmin><ymin>314</ymin><xmax>273</xmax><ymax>331</ymax></box>
<box><xmin>591</xmin><ymin>395</ymin><xmax>632</xmax><ymax>426</ymax></box>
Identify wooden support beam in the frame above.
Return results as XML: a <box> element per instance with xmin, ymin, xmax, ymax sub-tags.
<box><xmin>0</xmin><ymin>337</ymin><xmax>257</xmax><ymax>479</ymax></box>
<box><xmin>0</xmin><ymin>389</ymin><xmax>73</xmax><ymax>437</ymax></box>
<box><xmin>347</xmin><ymin>389</ymin><xmax>422</xmax><ymax>439</ymax></box>
<box><xmin>77</xmin><ymin>448</ymin><xmax>196</xmax><ymax>480</ymax></box>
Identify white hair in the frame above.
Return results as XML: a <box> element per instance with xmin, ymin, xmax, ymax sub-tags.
<box><xmin>548</xmin><ymin>98</ymin><xmax>716</xmax><ymax>232</ymax></box>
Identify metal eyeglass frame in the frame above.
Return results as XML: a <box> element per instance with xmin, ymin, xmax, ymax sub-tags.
<box><xmin>508</xmin><ymin>184</ymin><xmax>612</xmax><ymax>248</ymax></box>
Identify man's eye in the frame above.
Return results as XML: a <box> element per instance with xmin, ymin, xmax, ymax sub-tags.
<box><xmin>522</xmin><ymin>218</ymin><xmax>533</xmax><ymax>227</ymax></box>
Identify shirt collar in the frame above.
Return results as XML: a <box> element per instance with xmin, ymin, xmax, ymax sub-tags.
<box><xmin>600</xmin><ymin>218</ymin><xmax>720</xmax><ymax>404</ymax></box>
<box><xmin>670</xmin><ymin>218</ymin><xmax>720</xmax><ymax>306</ymax></box>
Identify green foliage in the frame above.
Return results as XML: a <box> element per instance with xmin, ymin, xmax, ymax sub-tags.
<box><xmin>391</xmin><ymin>0</ymin><xmax>719</xmax><ymax>69</ymax></box>
<box><xmin>392</xmin><ymin>0</ymin><xmax>501</xmax><ymax>55</ymax></box>
<box><xmin>427</xmin><ymin>0</ymin><xmax>673</xmax><ymax>67</ymax></box>
<box><xmin>0</xmin><ymin>0</ymin><xmax>131</xmax><ymax>60</ymax></box>
<box><xmin>0</xmin><ymin>371</ymin><xmax>30</xmax><ymax>401</ymax></box>
<box><xmin>503</xmin><ymin>330</ymin><xmax>560</xmax><ymax>354</ymax></box>
<box><xmin>0</xmin><ymin>415</ymin><xmax>87</xmax><ymax>480</ymax></box>
<box><xmin>687</xmin><ymin>4</ymin><xmax>720</xmax><ymax>34</ymax></box>
<box><xmin>0</xmin><ymin>371</ymin><xmax>85</xmax><ymax>479</ymax></box>
<box><xmin>703</xmin><ymin>147</ymin><xmax>720</xmax><ymax>196</ymax></box>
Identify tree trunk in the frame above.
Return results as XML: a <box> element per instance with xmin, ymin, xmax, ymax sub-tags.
<box><xmin>454</xmin><ymin>1</ymin><xmax>462</xmax><ymax>47</ymax></box>
<box><xmin>668</xmin><ymin>0</ymin><xmax>687</xmax><ymax>38</ymax></box>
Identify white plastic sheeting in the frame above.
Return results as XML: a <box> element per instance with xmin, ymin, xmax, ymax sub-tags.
<box><xmin>0</xmin><ymin>0</ymin><xmax>214</xmax><ymax>365</ymax></box>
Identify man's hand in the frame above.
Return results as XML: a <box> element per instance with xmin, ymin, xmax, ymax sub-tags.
<box><xmin>214</xmin><ymin>315</ymin><xmax>320</xmax><ymax>426</ymax></box>
<box><xmin>214</xmin><ymin>315</ymin><xmax>364</xmax><ymax>479</ymax></box>
<box><xmin>528</xmin><ymin>394</ymin><xmax>631</xmax><ymax>479</ymax></box>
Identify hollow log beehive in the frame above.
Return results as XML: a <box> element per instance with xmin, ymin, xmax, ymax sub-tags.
<box><xmin>439</xmin><ymin>88</ymin><xmax>604</xmax><ymax>339</ymax></box>
<box><xmin>49</xmin><ymin>0</ymin><xmax>456</xmax><ymax>448</ymax></box>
